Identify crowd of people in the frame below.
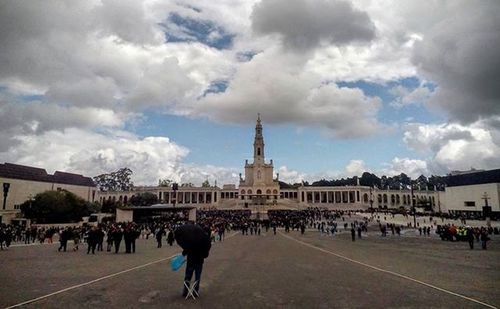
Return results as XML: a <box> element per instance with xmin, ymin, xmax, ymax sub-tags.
<box><xmin>1</xmin><ymin>207</ymin><xmax>498</xmax><ymax>251</ymax></box>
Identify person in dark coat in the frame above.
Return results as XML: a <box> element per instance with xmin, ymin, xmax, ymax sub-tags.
<box><xmin>179</xmin><ymin>229</ymin><xmax>211</xmax><ymax>298</ymax></box>
<box><xmin>97</xmin><ymin>227</ymin><xmax>105</xmax><ymax>251</ymax></box>
<box><xmin>480</xmin><ymin>229</ymin><xmax>490</xmax><ymax>250</ymax></box>
<box><xmin>58</xmin><ymin>228</ymin><xmax>69</xmax><ymax>252</ymax></box>
<box><xmin>113</xmin><ymin>227</ymin><xmax>123</xmax><ymax>253</ymax></box>
<box><xmin>466</xmin><ymin>227</ymin><xmax>474</xmax><ymax>250</ymax></box>
<box><xmin>156</xmin><ymin>227</ymin><xmax>163</xmax><ymax>248</ymax></box>
<box><xmin>167</xmin><ymin>229</ymin><xmax>175</xmax><ymax>246</ymax></box>
<box><xmin>351</xmin><ymin>227</ymin><xmax>356</xmax><ymax>242</ymax></box>
<box><xmin>87</xmin><ymin>227</ymin><xmax>98</xmax><ymax>254</ymax></box>
<box><xmin>131</xmin><ymin>225</ymin><xmax>139</xmax><ymax>253</ymax></box>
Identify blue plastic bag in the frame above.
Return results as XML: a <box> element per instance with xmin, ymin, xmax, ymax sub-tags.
<box><xmin>170</xmin><ymin>254</ymin><xmax>185</xmax><ymax>271</ymax></box>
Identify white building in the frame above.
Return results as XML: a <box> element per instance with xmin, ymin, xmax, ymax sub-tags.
<box><xmin>441</xmin><ymin>169</ymin><xmax>500</xmax><ymax>218</ymax></box>
<box><xmin>0</xmin><ymin>163</ymin><xmax>96</xmax><ymax>224</ymax></box>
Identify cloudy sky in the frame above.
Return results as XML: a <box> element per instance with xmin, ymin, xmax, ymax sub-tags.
<box><xmin>1</xmin><ymin>0</ymin><xmax>499</xmax><ymax>186</ymax></box>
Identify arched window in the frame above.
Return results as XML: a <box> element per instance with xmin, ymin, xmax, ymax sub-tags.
<box><xmin>363</xmin><ymin>193</ymin><xmax>369</xmax><ymax>203</ymax></box>
<box><xmin>257</xmin><ymin>189</ymin><xmax>262</xmax><ymax>195</ymax></box>
<box><xmin>383</xmin><ymin>194</ymin><xmax>387</xmax><ymax>203</ymax></box>
<box><xmin>248</xmin><ymin>189</ymin><xmax>252</xmax><ymax>195</ymax></box>
<box><xmin>257</xmin><ymin>148</ymin><xmax>261</xmax><ymax>156</ymax></box>
<box><xmin>273</xmin><ymin>189</ymin><xmax>278</xmax><ymax>194</ymax></box>
<box><xmin>241</xmin><ymin>189</ymin><xmax>246</xmax><ymax>195</ymax></box>
<box><xmin>266</xmin><ymin>189</ymin><xmax>271</xmax><ymax>194</ymax></box>
<box><xmin>396</xmin><ymin>195</ymin><xmax>400</xmax><ymax>204</ymax></box>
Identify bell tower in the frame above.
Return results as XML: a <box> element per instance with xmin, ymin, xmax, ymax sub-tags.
<box><xmin>253</xmin><ymin>113</ymin><xmax>265</xmax><ymax>165</ymax></box>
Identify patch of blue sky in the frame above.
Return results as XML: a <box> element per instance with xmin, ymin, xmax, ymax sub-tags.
<box><xmin>130</xmin><ymin>111</ymin><xmax>252</xmax><ymax>168</ymax></box>
<box><xmin>129</xmin><ymin>112</ymin><xmax>422</xmax><ymax>179</ymax></box>
<box><xmin>162</xmin><ymin>13</ymin><xmax>235</xmax><ymax>50</ymax></box>
<box><xmin>202</xmin><ymin>80</ymin><xmax>228</xmax><ymax>97</ymax></box>
<box><xmin>336</xmin><ymin>77</ymin><xmax>443</xmax><ymax>124</ymax></box>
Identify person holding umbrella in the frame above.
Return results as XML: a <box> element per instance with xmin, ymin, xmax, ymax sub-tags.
<box><xmin>174</xmin><ymin>223</ymin><xmax>212</xmax><ymax>298</ymax></box>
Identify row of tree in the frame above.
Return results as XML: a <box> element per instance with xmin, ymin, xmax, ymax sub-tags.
<box><xmin>95</xmin><ymin>168</ymin><xmax>447</xmax><ymax>192</ymax></box>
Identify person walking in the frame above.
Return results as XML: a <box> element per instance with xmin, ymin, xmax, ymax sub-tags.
<box><xmin>466</xmin><ymin>227</ymin><xmax>474</xmax><ymax>250</ymax></box>
<box><xmin>167</xmin><ymin>229</ymin><xmax>175</xmax><ymax>246</ymax></box>
<box><xmin>58</xmin><ymin>228</ymin><xmax>69</xmax><ymax>252</ymax></box>
<box><xmin>113</xmin><ymin>227</ymin><xmax>123</xmax><ymax>253</ymax></box>
<box><xmin>156</xmin><ymin>227</ymin><xmax>164</xmax><ymax>248</ymax></box>
<box><xmin>87</xmin><ymin>227</ymin><xmax>98</xmax><ymax>254</ymax></box>
<box><xmin>480</xmin><ymin>229</ymin><xmax>490</xmax><ymax>250</ymax></box>
<box><xmin>351</xmin><ymin>227</ymin><xmax>356</xmax><ymax>242</ymax></box>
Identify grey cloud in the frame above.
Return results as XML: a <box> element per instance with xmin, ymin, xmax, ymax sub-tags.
<box><xmin>412</xmin><ymin>1</ymin><xmax>500</xmax><ymax>125</ymax></box>
<box><xmin>251</xmin><ymin>0</ymin><xmax>376</xmax><ymax>51</ymax></box>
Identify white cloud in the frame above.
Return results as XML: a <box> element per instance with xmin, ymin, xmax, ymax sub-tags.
<box><xmin>381</xmin><ymin>157</ymin><xmax>428</xmax><ymax>178</ymax></box>
<box><xmin>277</xmin><ymin>166</ymin><xmax>308</xmax><ymax>184</ymax></box>
<box><xmin>0</xmin><ymin>128</ymin><xmax>241</xmax><ymax>186</ymax></box>
<box><xmin>194</xmin><ymin>47</ymin><xmax>382</xmax><ymax>138</ymax></box>
<box><xmin>403</xmin><ymin>120</ymin><xmax>500</xmax><ymax>174</ymax></box>
<box><xmin>389</xmin><ymin>84</ymin><xmax>432</xmax><ymax>108</ymax></box>
<box><xmin>344</xmin><ymin>160</ymin><xmax>368</xmax><ymax>176</ymax></box>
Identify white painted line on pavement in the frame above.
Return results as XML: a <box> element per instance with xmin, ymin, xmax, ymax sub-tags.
<box><xmin>279</xmin><ymin>232</ymin><xmax>498</xmax><ymax>309</ymax></box>
<box><xmin>5</xmin><ymin>231</ymin><xmax>240</xmax><ymax>308</ymax></box>
<box><xmin>4</xmin><ymin>254</ymin><xmax>178</xmax><ymax>309</ymax></box>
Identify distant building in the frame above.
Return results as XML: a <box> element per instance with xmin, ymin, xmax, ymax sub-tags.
<box><xmin>0</xmin><ymin>163</ymin><xmax>96</xmax><ymax>224</ymax></box>
<box><xmin>441</xmin><ymin>169</ymin><xmax>500</xmax><ymax>218</ymax></box>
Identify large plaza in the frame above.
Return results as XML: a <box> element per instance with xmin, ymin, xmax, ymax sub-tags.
<box><xmin>1</xmin><ymin>216</ymin><xmax>498</xmax><ymax>309</ymax></box>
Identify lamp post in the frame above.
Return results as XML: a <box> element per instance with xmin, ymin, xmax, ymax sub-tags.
<box><xmin>482</xmin><ymin>192</ymin><xmax>491</xmax><ymax>228</ymax></box>
<box><xmin>172</xmin><ymin>183</ymin><xmax>178</xmax><ymax>207</ymax></box>
<box><xmin>3</xmin><ymin>182</ymin><xmax>10</xmax><ymax>210</ymax></box>
<box><xmin>410</xmin><ymin>182</ymin><xmax>416</xmax><ymax>228</ymax></box>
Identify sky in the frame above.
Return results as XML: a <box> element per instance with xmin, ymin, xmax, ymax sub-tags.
<box><xmin>0</xmin><ymin>0</ymin><xmax>499</xmax><ymax>186</ymax></box>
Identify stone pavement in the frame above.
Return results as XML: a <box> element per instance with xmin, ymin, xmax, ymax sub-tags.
<box><xmin>0</xmin><ymin>228</ymin><xmax>498</xmax><ymax>308</ymax></box>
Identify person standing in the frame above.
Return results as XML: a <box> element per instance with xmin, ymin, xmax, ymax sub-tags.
<box><xmin>167</xmin><ymin>229</ymin><xmax>175</xmax><ymax>246</ymax></box>
<box><xmin>58</xmin><ymin>228</ymin><xmax>68</xmax><ymax>252</ymax></box>
<box><xmin>466</xmin><ymin>227</ymin><xmax>474</xmax><ymax>250</ymax></box>
<box><xmin>480</xmin><ymin>229</ymin><xmax>490</xmax><ymax>250</ymax></box>
<box><xmin>351</xmin><ymin>227</ymin><xmax>356</xmax><ymax>242</ymax></box>
<box><xmin>87</xmin><ymin>227</ymin><xmax>98</xmax><ymax>254</ymax></box>
<box><xmin>113</xmin><ymin>226</ymin><xmax>123</xmax><ymax>253</ymax></box>
<box><xmin>106</xmin><ymin>229</ymin><xmax>113</xmax><ymax>252</ymax></box>
<box><xmin>156</xmin><ymin>227</ymin><xmax>163</xmax><ymax>248</ymax></box>
<box><xmin>357</xmin><ymin>226</ymin><xmax>362</xmax><ymax>239</ymax></box>
<box><xmin>179</xmin><ymin>230</ymin><xmax>212</xmax><ymax>298</ymax></box>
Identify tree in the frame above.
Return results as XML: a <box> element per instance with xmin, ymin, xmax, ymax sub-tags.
<box><xmin>201</xmin><ymin>180</ymin><xmax>210</xmax><ymax>187</ymax></box>
<box><xmin>101</xmin><ymin>199</ymin><xmax>121</xmax><ymax>213</ymax></box>
<box><xmin>158</xmin><ymin>178</ymin><xmax>173</xmax><ymax>187</ymax></box>
<box><xmin>20</xmin><ymin>190</ymin><xmax>91</xmax><ymax>223</ymax></box>
<box><xmin>181</xmin><ymin>183</ymin><xmax>194</xmax><ymax>188</ymax></box>
<box><xmin>93</xmin><ymin>168</ymin><xmax>133</xmax><ymax>191</ymax></box>
<box><xmin>129</xmin><ymin>192</ymin><xmax>158</xmax><ymax>206</ymax></box>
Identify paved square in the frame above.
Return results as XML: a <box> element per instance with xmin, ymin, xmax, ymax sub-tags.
<box><xmin>1</xmin><ymin>227</ymin><xmax>499</xmax><ymax>308</ymax></box>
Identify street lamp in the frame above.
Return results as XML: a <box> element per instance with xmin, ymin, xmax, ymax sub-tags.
<box><xmin>3</xmin><ymin>182</ymin><xmax>10</xmax><ymax>210</ymax></box>
<box><xmin>482</xmin><ymin>192</ymin><xmax>492</xmax><ymax>228</ymax></box>
<box><xmin>172</xmin><ymin>183</ymin><xmax>178</xmax><ymax>207</ymax></box>
<box><xmin>410</xmin><ymin>182</ymin><xmax>416</xmax><ymax>228</ymax></box>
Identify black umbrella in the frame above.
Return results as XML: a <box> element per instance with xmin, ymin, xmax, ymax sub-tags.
<box><xmin>174</xmin><ymin>224</ymin><xmax>211</xmax><ymax>256</ymax></box>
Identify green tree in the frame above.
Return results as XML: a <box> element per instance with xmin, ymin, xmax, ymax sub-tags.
<box><xmin>20</xmin><ymin>190</ymin><xmax>90</xmax><ymax>223</ymax></box>
<box><xmin>93</xmin><ymin>167</ymin><xmax>133</xmax><ymax>192</ymax></box>
<box><xmin>158</xmin><ymin>178</ymin><xmax>173</xmax><ymax>187</ymax></box>
<box><xmin>101</xmin><ymin>199</ymin><xmax>121</xmax><ymax>213</ymax></box>
<box><xmin>129</xmin><ymin>192</ymin><xmax>158</xmax><ymax>206</ymax></box>
<box><xmin>201</xmin><ymin>180</ymin><xmax>210</xmax><ymax>187</ymax></box>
